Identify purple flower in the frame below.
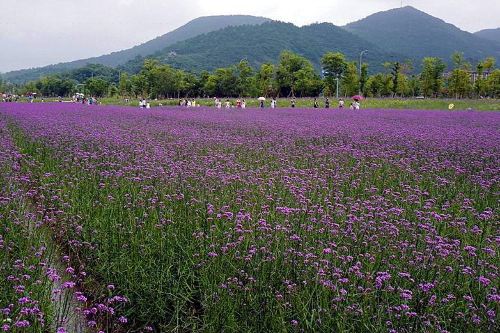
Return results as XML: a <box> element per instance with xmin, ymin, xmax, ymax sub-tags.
<box><xmin>478</xmin><ymin>276</ymin><xmax>491</xmax><ymax>286</ymax></box>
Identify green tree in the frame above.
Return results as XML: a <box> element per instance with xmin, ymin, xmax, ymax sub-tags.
<box><xmin>130</xmin><ymin>74</ymin><xmax>147</xmax><ymax>97</ymax></box>
<box><xmin>204</xmin><ymin>67</ymin><xmax>238</xmax><ymax>97</ymax></box>
<box><xmin>321</xmin><ymin>52</ymin><xmax>347</xmax><ymax>97</ymax></box>
<box><xmin>85</xmin><ymin>77</ymin><xmax>110</xmax><ymax>97</ymax></box>
<box><xmin>277</xmin><ymin>51</ymin><xmax>318</xmax><ymax>97</ymax></box>
<box><xmin>255</xmin><ymin>63</ymin><xmax>278</xmax><ymax>97</ymax></box>
<box><xmin>408</xmin><ymin>75</ymin><xmax>421</xmax><ymax>97</ymax></box>
<box><xmin>391</xmin><ymin>62</ymin><xmax>401</xmax><ymax>97</ymax></box>
<box><xmin>235</xmin><ymin>60</ymin><xmax>255</xmax><ymax>97</ymax></box>
<box><xmin>118</xmin><ymin>72</ymin><xmax>132</xmax><ymax>96</ymax></box>
<box><xmin>341</xmin><ymin>62</ymin><xmax>359</xmax><ymax>97</ymax></box>
<box><xmin>475</xmin><ymin>57</ymin><xmax>496</xmax><ymax>97</ymax></box>
<box><xmin>485</xmin><ymin>69</ymin><xmax>500</xmax><ymax>98</ymax></box>
<box><xmin>420</xmin><ymin>57</ymin><xmax>446</xmax><ymax>97</ymax></box>
<box><xmin>448</xmin><ymin>52</ymin><xmax>472</xmax><ymax>98</ymax></box>
<box><xmin>108</xmin><ymin>84</ymin><xmax>119</xmax><ymax>97</ymax></box>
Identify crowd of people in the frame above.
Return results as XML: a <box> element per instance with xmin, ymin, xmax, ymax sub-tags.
<box><xmin>205</xmin><ymin>97</ymin><xmax>361</xmax><ymax>110</ymax></box>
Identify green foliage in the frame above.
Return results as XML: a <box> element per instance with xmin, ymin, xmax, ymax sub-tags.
<box><xmin>341</xmin><ymin>62</ymin><xmax>360</xmax><ymax>97</ymax></box>
<box><xmin>85</xmin><ymin>77</ymin><xmax>110</xmax><ymax>97</ymax></box>
<box><xmin>276</xmin><ymin>51</ymin><xmax>322</xmax><ymax>97</ymax></box>
<box><xmin>35</xmin><ymin>76</ymin><xmax>76</xmax><ymax>97</ymax></box>
<box><xmin>255</xmin><ymin>64</ymin><xmax>278</xmax><ymax>97</ymax></box>
<box><xmin>420</xmin><ymin>57</ymin><xmax>446</xmax><ymax>97</ymax></box>
<box><xmin>486</xmin><ymin>69</ymin><xmax>500</xmax><ymax>98</ymax></box>
<box><xmin>121</xmin><ymin>22</ymin><xmax>394</xmax><ymax>76</ymax></box>
<box><xmin>447</xmin><ymin>69</ymin><xmax>472</xmax><ymax>98</ymax></box>
<box><xmin>321</xmin><ymin>52</ymin><xmax>347</xmax><ymax>97</ymax></box>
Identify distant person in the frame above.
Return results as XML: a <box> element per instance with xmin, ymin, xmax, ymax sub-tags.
<box><xmin>242</xmin><ymin>99</ymin><xmax>246</xmax><ymax>108</ymax></box>
<box><xmin>146</xmin><ymin>102</ymin><xmax>151</xmax><ymax>109</ymax></box>
<box><xmin>325</xmin><ymin>98</ymin><xmax>330</xmax><ymax>109</ymax></box>
<box><xmin>349</xmin><ymin>102</ymin><xmax>354</xmax><ymax>110</ymax></box>
<box><xmin>236</xmin><ymin>99</ymin><xmax>242</xmax><ymax>108</ymax></box>
<box><xmin>225</xmin><ymin>99</ymin><xmax>231</xmax><ymax>108</ymax></box>
<box><xmin>354</xmin><ymin>101</ymin><xmax>360</xmax><ymax>110</ymax></box>
<box><xmin>260</xmin><ymin>99</ymin><xmax>265</xmax><ymax>108</ymax></box>
<box><xmin>338</xmin><ymin>99</ymin><xmax>344</xmax><ymax>109</ymax></box>
<box><xmin>313</xmin><ymin>98</ymin><xmax>318</xmax><ymax>108</ymax></box>
<box><xmin>271</xmin><ymin>98</ymin><xmax>277</xmax><ymax>109</ymax></box>
<box><xmin>291</xmin><ymin>98</ymin><xmax>296</xmax><ymax>108</ymax></box>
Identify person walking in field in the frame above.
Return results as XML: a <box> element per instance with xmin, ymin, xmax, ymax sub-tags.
<box><xmin>313</xmin><ymin>98</ymin><xmax>319</xmax><ymax>108</ymax></box>
<box><xmin>338</xmin><ymin>99</ymin><xmax>345</xmax><ymax>109</ymax></box>
<box><xmin>225</xmin><ymin>99</ymin><xmax>231</xmax><ymax>108</ymax></box>
<box><xmin>291</xmin><ymin>98</ymin><xmax>296</xmax><ymax>108</ymax></box>
<box><xmin>271</xmin><ymin>98</ymin><xmax>277</xmax><ymax>109</ymax></box>
<box><xmin>325</xmin><ymin>98</ymin><xmax>330</xmax><ymax>109</ymax></box>
<box><xmin>242</xmin><ymin>99</ymin><xmax>246</xmax><ymax>108</ymax></box>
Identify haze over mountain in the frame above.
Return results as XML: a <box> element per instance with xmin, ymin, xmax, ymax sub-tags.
<box><xmin>119</xmin><ymin>21</ymin><xmax>400</xmax><ymax>74</ymax></box>
<box><xmin>344</xmin><ymin>6</ymin><xmax>500</xmax><ymax>66</ymax></box>
<box><xmin>3</xmin><ymin>6</ymin><xmax>500</xmax><ymax>84</ymax></box>
<box><xmin>474</xmin><ymin>28</ymin><xmax>500</xmax><ymax>44</ymax></box>
<box><xmin>3</xmin><ymin>15</ymin><xmax>270</xmax><ymax>83</ymax></box>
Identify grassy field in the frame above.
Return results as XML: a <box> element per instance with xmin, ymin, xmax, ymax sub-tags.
<box><xmin>25</xmin><ymin>97</ymin><xmax>500</xmax><ymax>111</ymax></box>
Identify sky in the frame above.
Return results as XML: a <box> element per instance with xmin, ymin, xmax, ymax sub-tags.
<box><xmin>1</xmin><ymin>0</ymin><xmax>499</xmax><ymax>73</ymax></box>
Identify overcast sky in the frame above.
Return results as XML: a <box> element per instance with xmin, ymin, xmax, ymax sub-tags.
<box><xmin>1</xmin><ymin>0</ymin><xmax>499</xmax><ymax>73</ymax></box>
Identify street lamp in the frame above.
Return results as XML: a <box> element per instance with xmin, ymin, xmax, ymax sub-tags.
<box><xmin>359</xmin><ymin>50</ymin><xmax>368</xmax><ymax>95</ymax></box>
<box><xmin>336</xmin><ymin>73</ymin><xmax>343</xmax><ymax>99</ymax></box>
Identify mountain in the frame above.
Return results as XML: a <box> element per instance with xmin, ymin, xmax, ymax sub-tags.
<box><xmin>474</xmin><ymin>28</ymin><xmax>500</xmax><ymax>43</ymax></box>
<box><xmin>120</xmin><ymin>21</ymin><xmax>402</xmax><ymax>74</ymax></box>
<box><xmin>344</xmin><ymin>6</ymin><xmax>500</xmax><ymax>67</ymax></box>
<box><xmin>3</xmin><ymin>15</ymin><xmax>270</xmax><ymax>83</ymax></box>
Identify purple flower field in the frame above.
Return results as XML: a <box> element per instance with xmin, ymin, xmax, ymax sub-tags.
<box><xmin>0</xmin><ymin>103</ymin><xmax>499</xmax><ymax>332</ymax></box>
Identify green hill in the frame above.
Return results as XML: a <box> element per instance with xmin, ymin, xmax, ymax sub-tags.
<box><xmin>344</xmin><ymin>6</ymin><xmax>500</xmax><ymax>67</ymax></box>
<box><xmin>474</xmin><ymin>28</ymin><xmax>500</xmax><ymax>43</ymax></box>
<box><xmin>3</xmin><ymin>15</ymin><xmax>270</xmax><ymax>84</ymax></box>
<box><xmin>120</xmin><ymin>21</ymin><xmax>401</xmax><ymax>74</ymax></box>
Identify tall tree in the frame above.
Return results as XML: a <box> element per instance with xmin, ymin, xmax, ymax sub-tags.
<box><xmin>420</xmin><ymin>57</ymin><xmax>446</xmax><ymax>97</ymax></box>
<box><xmin>321</xmin><ymin>52</ymin><xmax>347</xmax><ymax>97</ymax></box>
<box><xmin>276</xmin><ymin>51</ymin><xmax>319</xmax><ymax>97</ymax></box>
<box><xmin>448</xmin><ymin>52</ymin><xmax>472</xmax><ymax>99</ymax></box>
<box><xmin>341</xmin><ymin>62</ymin><xmax>359</xmax><ymax>97</ymax></box>
<box><xmin>255</xmin><ymin>63</ymin><xmax>278</xmax><ymax>97</ymax></box>
<box><xmin>85</xmin><ymin>77</ymin><xmax>110</xmax><ymax>97</ymax></box>
<box><xmin>485</xmin><ymin>69</ymin><xmax>500</xmax><ymax>98</ymax></box>
<box><xmin>235</xmin><ymin>60</ymin><xmax>255</xmax><ymax>97</ymax></box>
<box><xmin>118</xmin><ymin>72</ymin><xmax>132</xmax><ymax>96</ymax></box>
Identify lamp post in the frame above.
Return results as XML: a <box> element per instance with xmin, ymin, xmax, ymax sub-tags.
<box><xmin>359</xmin><ymin>50</ymin><xmax>368</xmax><ymax>95</ymax></box>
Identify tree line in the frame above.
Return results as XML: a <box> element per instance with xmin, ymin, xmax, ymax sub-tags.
<box><xmin>2</xmin><ymin>51</ymin><xmax>499</xmax><ymax>99</ymax></box>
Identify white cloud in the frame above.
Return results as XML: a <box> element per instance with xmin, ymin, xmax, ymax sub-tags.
<box><xmin>0</xmin><ymin>0</ymin><xmax>499</xmax><ymax>72</ymax></box>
